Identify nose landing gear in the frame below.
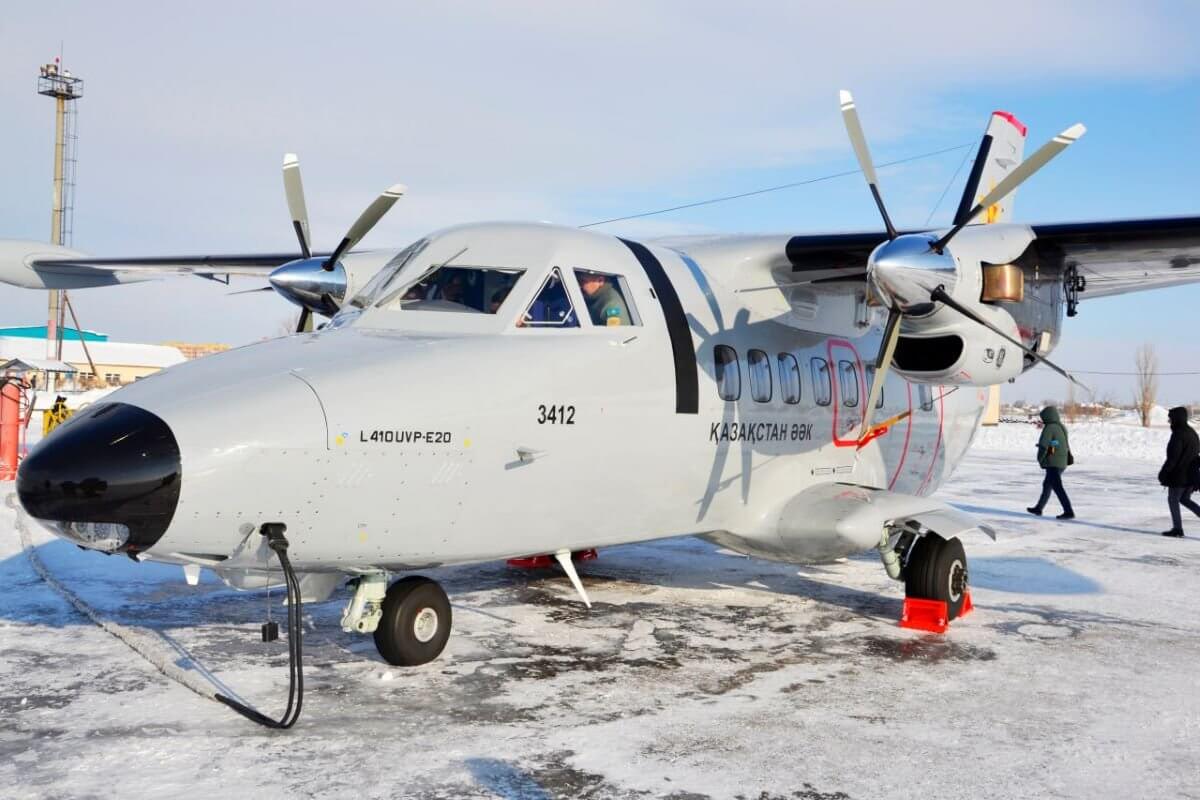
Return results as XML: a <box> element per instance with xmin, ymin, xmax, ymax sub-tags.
<box><xmin>342</xmin><ymin>574</ymin><xmax>453</xmax><ymax>666</ymax></box>
<box><xmin>373</xmin><ymin>576</ymin><xmax>453</xmax><ymax>667</ymax></box>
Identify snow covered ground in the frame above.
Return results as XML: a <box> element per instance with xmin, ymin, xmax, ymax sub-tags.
<box><xmin>2</xmin><ymin>442</ymin><xmax>1199</xmax><ymax>799</ymax></box>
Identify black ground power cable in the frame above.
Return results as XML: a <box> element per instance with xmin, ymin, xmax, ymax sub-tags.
<box><xmin>215</xmin><ymin>523</ymin><xmax>304</xmax><ymax>729</ymax></box>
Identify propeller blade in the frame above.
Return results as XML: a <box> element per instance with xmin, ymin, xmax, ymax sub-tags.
<box><xmin>929</xmin><ymin>285</ymin><xmax>1089</xmax><ymax>391</ymax></box>
<box><xmin>839</xmin><ymin>90</ymin><xmax>897</xmax><ymax>240</ymax></box>
<box><xmin>227</xmin><ymin>286</ymin><xmax>274</xmax><ymax>296</ymax></box>
<box><xmin>282</xmin><ymin>154</ymin><xmax>312</xmax><ymax>260</ymax></box>
<box><xmin>859</xmin><ymin>307</ymin><xmax>902</xmax><ymax>441</ymax></box>
<box><xmin>934</xmin><ymin>123</ymin><xmax>1086</xmax><ymax>252</ymax></box>
<box><xmin>324</xmin><ymin>183</ymin><xmax>406</xmax><ymax>271</ymax></box>
<box><xmin>295</xmin><ymin>307</ymin><xmax>312</xmax><ymax>334</ymax></box>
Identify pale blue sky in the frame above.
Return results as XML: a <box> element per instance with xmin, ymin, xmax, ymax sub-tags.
<box><xmin>1</xmin><ymin>1</ymin><xmax>1198</xmax><ymax>403</ymax></box>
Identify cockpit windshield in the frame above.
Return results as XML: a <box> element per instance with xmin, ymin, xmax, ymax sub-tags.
<box><xmin>383</xmin><ymin>265</ymin><xmax>524</xmax><ymax>314</ymax></box>
<box><xmin>348</xmin><ymin>238</ymin><xmax>429</xmax><ymax>309</ymax></box>
<box><xmin>346</xmin><ymin>237</ymin><xmax>524</xmax><ymax>315</ymax></box>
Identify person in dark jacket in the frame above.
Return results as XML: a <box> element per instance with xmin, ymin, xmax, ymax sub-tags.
<box><xmin>1158</xmin><ymin>406</ymin><xmax>1200</xmax><ymax>537</ymax></box>
<box><xmin>1027</xmin><ymin>406</ymin><xmax>1075</xmax><ymax>519</ymax></box>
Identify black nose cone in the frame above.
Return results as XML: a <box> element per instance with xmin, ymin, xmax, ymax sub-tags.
<box><xmin>17</xmin><ymin>402</ymin><xmax>181</xmax><ymax>555</ymax></box>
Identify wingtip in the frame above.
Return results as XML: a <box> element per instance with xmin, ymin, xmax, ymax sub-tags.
<box><xmin>838</xmin><ymin>89</ymin><xmax>853</xmax><ymax>106</ymax></box>
<box><xmin>283</xmin><ymin>153</ymin><xmax>299</xmax><ymax>168</ymax></box>
<box><xmin>385</xmin><ymin>183</ymin><xmax>407</xmax><ymax>197</ymax></box>
<box><xmin>1064</xmin><ymin>122</ymin><xmax>1087</xmax><ymax>139</ymax></box>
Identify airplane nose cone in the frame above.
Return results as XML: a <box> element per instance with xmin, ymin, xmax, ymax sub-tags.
<box><xmin>16</xmin><ymin>403</ymin><xmax>181</xmax><ymax>555</ymax></box>
<box><xmin>268</xmin><ymin>257</ymin><xmax>346</xmax><ymax>316</ymax></box>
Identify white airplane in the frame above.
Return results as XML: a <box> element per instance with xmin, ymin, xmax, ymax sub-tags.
<box><xmin>8</xmin><ymin>93</ymin><xmax>1200</xmax><ymax>727</ymax></box>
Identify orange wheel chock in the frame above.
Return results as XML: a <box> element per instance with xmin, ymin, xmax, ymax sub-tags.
<box><xmin>899</xmin><ymin>591</ymin><xmax>973</xmax><ymax>634</ymax></box>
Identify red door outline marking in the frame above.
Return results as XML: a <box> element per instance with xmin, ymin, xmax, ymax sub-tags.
<box><xmin>887</xmin><ymin>381</ymin><xmax>914</xmax><ymax>490</ymax></box>
<box><xmin>916</xmin><ymin>387</ymin><xmax>946</xmax><ymax>495</ymax></box>
<box><xmin>827</xmin><ymin>338</ymin><xmax>866</xmax><ymax>448</ymax></box>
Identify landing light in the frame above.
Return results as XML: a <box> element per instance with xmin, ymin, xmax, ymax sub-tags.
<box><xmin>53</xmin><ymin>521</ymin><xmax>131</xmax><ymax>552</ymax></box>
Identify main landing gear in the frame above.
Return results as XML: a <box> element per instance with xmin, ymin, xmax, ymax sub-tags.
<box><xmin>881</xmin><ymin>530</ymin><xmax>972</xmax><ymax>631</ymax></box>
<box><xmin>904</xmin><ymin>534</ymin><xmax>969</xmax><ymax>620</ymax></box>
<box><xmin>341</xmin><ymin>574</ymin><xmax>453</xmax><ymax>666</ymax></box>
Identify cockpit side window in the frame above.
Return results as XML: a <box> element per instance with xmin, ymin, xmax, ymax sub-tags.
<box><xmin>520</xmin><ymin>268</ymin><xmax>579</xmax><ymax>328</ymax></box>
<box><xmin>573</xmin><ymin>269</ymin><xmax>640</xmax><ymax>327</ymax></box>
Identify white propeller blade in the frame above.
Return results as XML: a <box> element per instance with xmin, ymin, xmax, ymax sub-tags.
<box><xmin>858</xmin><ymin>308</ymin><xmax>902</xmax><ymax>441</ymax></box>
<box><xmin>839</xmin><ymin>90</ymin><xmax>897</xmax><ymax>240</ymax></box>
<box><xmin>282</xmin><ymin>153</ymin><xmax>312</xmax><ymax>259</ymax></box>
<box><xmin>326</xmin><ymin>183</ymin><xmax>406</xmax><ymax>269</ymax></box>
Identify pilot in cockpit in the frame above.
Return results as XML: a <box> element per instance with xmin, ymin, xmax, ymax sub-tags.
<box><xmin>576</xmin><ymin>270</ymin><xmax>630</xmax><ymax>326</ymax></box>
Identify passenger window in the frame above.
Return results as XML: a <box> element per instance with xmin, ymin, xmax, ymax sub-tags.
<box><xmin>864</xmin><ymin>366</ymin><xmax>884</xmax><ymax>408</ymax></box>
<box><xmin>777</xmin><ymin>354</ymin><xmax>801</xmax><ymax>405</ymax></box>
<box><xmin>748</xmin><ymin>349</ymin><xmax>772</xmax><ymax>403</ymax></box>
<box><xmin>574</xmin><ymin>269</ymin><xmax>640</xmax><ymax>327</ymax></box>
<box><xmin>839</xmin><ymin>361</ymin><xmax>860</xmax><ymax>407</ymax></box>
<box><xmin>810</xmin><ymin>358</ymin><xmax>832</xmax><ymax>406</ymax></box>
<box><xmin>714</xmin><ymin>345</ymin><xmax>740</xmax><ymax>401</ymax></box>
<box><xmin>520</xmin><ymin>268</ymin><xmax>578</xmax><ymax>328</ymax></box>
<box><xmin>919</xmin><ymin>384</ymin><xmax>935</xmax><ymax>411</ymax></box>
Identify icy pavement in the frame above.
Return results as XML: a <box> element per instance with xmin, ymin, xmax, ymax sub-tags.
<box><xmin>2</xmin><ymin>449</ymin><xmax>1199</xmax><ymax>800</ymax></box>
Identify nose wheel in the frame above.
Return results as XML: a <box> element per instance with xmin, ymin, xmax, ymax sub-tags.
<box><xmin>373</xmin><ymin>576</ymin><xmax>453</xmax><ymax>666</ymax></box>
<box><xmin>903</xmin><ymin>534</ymin><xmax>969</xmax><ymax>620</ymax></box>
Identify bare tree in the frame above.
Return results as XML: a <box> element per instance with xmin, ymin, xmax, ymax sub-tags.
<box><xmin>1134</xmin><ymin>342</ymin><xmax>1159</xmax><ymax>427</ymax></box>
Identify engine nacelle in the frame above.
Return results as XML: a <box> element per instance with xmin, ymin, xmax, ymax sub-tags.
<box><xmin>891</xmin><ymin>301</ymin><xmax>1024</xmax><ymax>386</ymax></box>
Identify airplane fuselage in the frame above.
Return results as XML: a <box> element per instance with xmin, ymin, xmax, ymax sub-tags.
<box><xmin>32</xmin><ymin>222</ymin><xmax>985</xmax><ymax>576</ymax></box>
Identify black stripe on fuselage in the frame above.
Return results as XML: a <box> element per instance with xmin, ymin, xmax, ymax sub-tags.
<box><xmin>953</xmin><ymin>133</ymin><xmax>993</xmax><ymax>227</ymax></box>
<box><xmin>620</xmin><ymin>238</ymin><xmax>699</xmax><ymax>414</ymax></box>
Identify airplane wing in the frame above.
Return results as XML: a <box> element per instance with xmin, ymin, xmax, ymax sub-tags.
<box><xmin>0</xmin><ymin>239</ymin><xmax>333</xmax><ymax>290</ymax></box>
<box><xmin>27</xmin><ymin>253</ymin><xmax>313</xmax><ymax>277</ymax></box>
<box><xmin>779</xmin><ymin>216</ymin><xmax>1200</xmax><ymax>299</ymax></box>
<box><xmin>1026</xmin><ymin>216</ymin><xmax>1200</xmax><ymax>299</ymax></box>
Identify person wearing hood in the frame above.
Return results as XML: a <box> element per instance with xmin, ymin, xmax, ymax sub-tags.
<box><xmin>1027</xmin><ymin>406</ymin><xmax>1075</xmax><ymax>520</ymax></box>
<box><xmin>1158</xmin><ymin>406</ymin><xmax>1200</xmax><ymax>538</ymax></box>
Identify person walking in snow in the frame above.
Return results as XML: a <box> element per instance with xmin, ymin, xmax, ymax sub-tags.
<box><xmin>1027</xmin><ymin>406</ymin><xmax>1075</xmax><ymax>520</ymax></box>
<box><xmin>1158</xmin><ymin>406</ymin><xmax>1200</xmax><ymax>538</ymax></box>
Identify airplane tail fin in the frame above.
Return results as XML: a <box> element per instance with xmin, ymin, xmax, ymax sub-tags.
<box><xmin>952</xmin><ymin>111</ymin><xmax>1027</xmax><ymax>226</ymax></box>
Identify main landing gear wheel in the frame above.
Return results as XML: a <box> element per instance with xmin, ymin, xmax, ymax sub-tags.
<box><xmin>904</xmin><ymin>535</ymin><xmax>968</xmax><ymax>620</ymax></box>
<box><xmin>374</xmin><ymin>576</ymin><xmax>452</xmax><ymax>666</ymax></box>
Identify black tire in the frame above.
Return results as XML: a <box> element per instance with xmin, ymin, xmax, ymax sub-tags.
<box><xmin>904</xmin><ymin>535</ymin><xmax>968</xmax><ymax>620</ymax></box>
<box><xmin>373</xmin><ymin>576</ymin><xmax>453</xmax><ymax>666</ymax></box>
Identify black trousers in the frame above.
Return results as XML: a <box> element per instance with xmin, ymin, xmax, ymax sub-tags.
<box><xmin>1034</xmin><ymin>467</ymin><xmax>1074</xmax><ymax>515</ymax></box>
<box><xmin>1168</xmin><ymin>487</ymin><xmax>1200</xmax><ymax>531</ymax></box>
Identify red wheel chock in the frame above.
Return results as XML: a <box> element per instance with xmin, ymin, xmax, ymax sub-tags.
<box><xmin>507</xmin><ymin>548</ymin><xmax>597</xmax><ymax>569</ymax></box>
<box><xmin>899</xmin><ymin>591</ymin><xmax>973</xmax><ymax>634</ymax></box>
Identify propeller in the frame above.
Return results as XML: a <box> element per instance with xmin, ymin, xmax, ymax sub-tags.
<box><xmin>836</xmin><ymin>90</ymin><xmax>1086</xmax><ymax>442</ymax></box>
<box><xmin>261</xmin><ymin>154</ymin><xmax>406</xmax><ymax>332</ymax></box>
